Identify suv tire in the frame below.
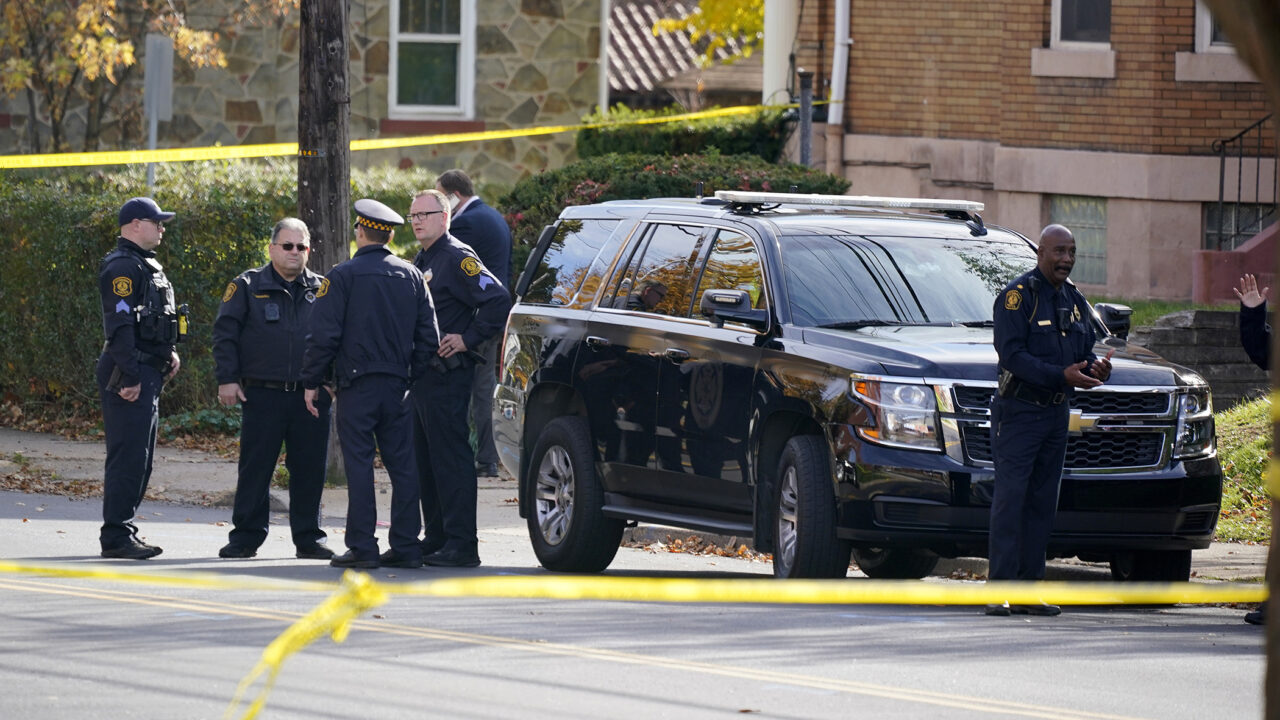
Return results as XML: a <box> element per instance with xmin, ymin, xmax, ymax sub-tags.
<box><xmin>1109</xmin><ymin>549</ymin><xmax>1192</xmax><ymax>582</ymax></box>
<box><xmin>773</xmin><ymin>435</ymin><xmax>851</xmax><ymax>578</ymax></box>
<box><xmin>526</xmin><ymin>416</ymin><xmax>625</xmax><ymax>572</ymax></box>
<box><xmin>850</xmin><ymin>547</ymin><xmax>939</xmax><ymax>579</ymax></box>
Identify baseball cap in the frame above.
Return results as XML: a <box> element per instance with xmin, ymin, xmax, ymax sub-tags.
<box><xmin>118</xmin><ymin>197</ymin><xmax>176</xmax><ymax>226</ymax></box>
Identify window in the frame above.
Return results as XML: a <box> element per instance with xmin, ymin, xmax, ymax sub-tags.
<box><xmin>1048</xmin><ymin>195</ymin><xmax>1107</xmax><ymax>286</ymax></box>
<box><xmin>613</xmin><ymin>224</ymin><xmax>704</xmax><ymax>317</ymax></box>
<box><xmin>1052</xmin><ymin>0</ymin><xmax>1110</xmax><ymax>47</ymax></box>
<box><xmin>1204</xmin><ymin>203</ymin><xmax>1276</xmax><ymax>251</ymax></box>
<box><xmin>390</xmin><ymin>0</ymin><xmax>475</xmax><ymax>119</ymax></box>
<box><xmin>692</xmin><ymin>230</ymin><xmax>767</xmax><ymax>318</ymax></box>
<box><xmin>522</xmin><ymin>219</ymin><xmax>624</xmax><ymax>307</ymax></box>
<box><xmin>1195</xmin><ymin>1</ymin><xmax>1232</xmax><ymax>54</ymax></box>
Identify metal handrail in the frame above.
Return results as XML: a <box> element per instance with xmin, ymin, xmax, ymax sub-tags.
<box><xmin>1212</xmin><ymin>114</ymin><xmax>1276</xmax><ymax>250</ymax></box>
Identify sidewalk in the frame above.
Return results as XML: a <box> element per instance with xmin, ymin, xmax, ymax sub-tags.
<box><xmin>0</xmin><ymin>427</ymin><xmax>1269</xmax><ymax>582</ymax></box>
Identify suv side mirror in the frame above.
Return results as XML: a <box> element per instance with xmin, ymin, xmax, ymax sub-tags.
<box><xmin>1094</xmin><ymin>302</ymin><xmax>1132</xmax><ymax>339</ymax></box>
<box><xmin>700</xmin><ymin>289</ymin><xmax>768</xmax><ymax>330</ymax></box>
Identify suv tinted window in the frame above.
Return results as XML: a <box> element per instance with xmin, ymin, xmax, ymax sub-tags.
<box><xmin>522</xmin><ymin>218</ymin><xmax>623</xmax><ymax>307</ymax></box>
<box><xmin>781</xmin><ymin>234</ymin><xmax>1034</xmax><ymax>327</ymax></box>
<box><xmin>613</xmin><ymin>223</ymin><xmax>704</xmax><ymax>317</ymax></box>
<box><xmin>693</xmin><ymin>230</ymin><xmax>766</xmax><ymax>315</ymax></box>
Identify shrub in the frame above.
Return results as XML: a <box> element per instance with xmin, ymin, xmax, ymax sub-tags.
<box><xmin>1214</xmin><ymin>396</ymin><xmax>1272</xmax><ymax>544</ymax></box>
<box><xmin>576</xmin><ymin>105</ymin><xmax>791</xmax><ymax>163</ymax></box>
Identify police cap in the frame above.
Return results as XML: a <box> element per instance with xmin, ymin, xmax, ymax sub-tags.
<box><xmin>354</xmin><ymin>198</ymin><xmax>404</xmax><ymax>233</ymax></box>
<box><xmin>118</xmin><ymin>197</ymin><xmax>176</xmax><ymax>226</ymax></box>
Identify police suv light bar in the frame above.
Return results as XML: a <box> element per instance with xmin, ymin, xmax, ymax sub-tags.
<box><xmin>714</xmin><ymin>190</ymin><xmax>984</xmax><ymax>214</ymax></box>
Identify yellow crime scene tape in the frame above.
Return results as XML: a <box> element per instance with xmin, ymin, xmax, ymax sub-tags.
<box><xmin>0</xmin><ymin>104</ymin><xmax>782</xmax><ymax>170</ymax></box>
<box><xmin>0</xmin><ymin>560</ymin><xmax>1267</xmax><ymax>719</ymax></box>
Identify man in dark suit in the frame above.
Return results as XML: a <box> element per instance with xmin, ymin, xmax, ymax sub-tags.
<box><xmin>436</xmin><ymin>169</ymin><xmax>513</xmax><ymax>479</ymax></box>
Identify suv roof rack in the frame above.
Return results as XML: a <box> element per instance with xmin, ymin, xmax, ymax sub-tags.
<box><xmin>713</xmin><ymin>190</ymin><xmax>984</xmax><ymax>215</ymax></box>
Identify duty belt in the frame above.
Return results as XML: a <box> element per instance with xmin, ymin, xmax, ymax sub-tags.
<box><xmin>998</xmin><ymin>376</ymin><xmax>1066</xmax><ymax>407</ymax></box>
<box><xmin>241</xmin><ymin>378</ymin><xmax>301</xmax><ymax>392</ymax></box>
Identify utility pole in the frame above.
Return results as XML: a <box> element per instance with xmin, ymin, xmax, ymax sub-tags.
<box><xmin>297</xmin><ymin>0</ymin><xmax>351</xmax><ymax>483</ymax></box>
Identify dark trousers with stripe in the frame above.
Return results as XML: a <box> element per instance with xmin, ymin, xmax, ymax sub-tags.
<box><xmin>413</xmin><ymin>365</ymin><xmax>478</xmax><ymax>554</ymax></box>
<box><xmin>97</xmin><ymin>355</ymin><xmax>162</xmax><ymax>550</ymax></box>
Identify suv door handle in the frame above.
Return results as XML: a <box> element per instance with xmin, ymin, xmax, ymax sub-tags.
<box><xmin>586</xmin><ymin>335</ymin><xmax>611</xmax><ymax>349</ymax></box>
<box><xmin>664</xmin><ymin>348</ymin><xmax>690</xmax><ymax>364</ymax></box>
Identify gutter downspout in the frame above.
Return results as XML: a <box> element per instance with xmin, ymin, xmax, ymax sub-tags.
<box><xmin>599</xmin><ymin>0</ymin><xmax>612</xmax><ymax>115</ymax></box>
<box><xmin>826</xmin><ymin>0</ymin><xmax>850</xmax><ymax>177</ymax></box>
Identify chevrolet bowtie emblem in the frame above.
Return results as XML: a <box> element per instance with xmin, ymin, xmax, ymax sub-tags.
<box><xmin>1068</xmin><ymin>409</ymin><xmax>1097</xmax><ymax>434</ymax></box>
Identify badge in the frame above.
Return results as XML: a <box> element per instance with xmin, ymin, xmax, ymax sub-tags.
<box><xmin>316</xmin><ymin>278</ymin><xmax>330</xmax><ymax>298</ymax></box>
<box><xmin>1003</xmin><ymin>289</ymin><xmax>1021</xmax><ymax>311</ymax></box>
<box><xmin>424</xmin><ymin>269</ymin><xmax>434</xmax><ymax>283</ymax></box>
<box><xmin>222</xmin><ymin>282</ymin><xmax>237</xmax><ymax>303</ymax></box>
<box><xmin>305</xmin><ymin>290</ymin><xmax>316</xmax><ymax>303</ymax></box>
<box><xmin>461</xmin><ymin>257</ymin><xmax>481</xmax><ymax>277</ymax></box>
<box><xmin>112</xmin><ymin>277</ymin><xmax>132</xmax><ymax>297</ymax></box>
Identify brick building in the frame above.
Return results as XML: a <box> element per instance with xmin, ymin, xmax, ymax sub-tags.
<box><xmin>793</xmin><ymin>0</ymin><xmax>1274</xmax><ymax>301</ymax></box>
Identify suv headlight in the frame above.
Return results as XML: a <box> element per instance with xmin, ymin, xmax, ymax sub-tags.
<box><xmin>1173</xmin><ymin>386</ymin><xmax>1214</xmax><ymax>459</ymax></box>
<box><xmin>850</xmin><ymin>375</ymin><xmax>941</xmax><ymax>451</ymax></box>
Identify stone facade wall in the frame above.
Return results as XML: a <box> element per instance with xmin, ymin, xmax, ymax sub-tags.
<box><xmin>0</xmin><ymin>0</ymin><xmax>603</xmax><ymax>191</ymax></box>
<box><xmin>1129</xmin><ymin>310</ymin><xmax>1267</xmax><ymax>411</ymax></box>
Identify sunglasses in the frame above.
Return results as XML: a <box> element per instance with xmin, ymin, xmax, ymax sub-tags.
<box><xmin>274</xmin><ymin>242</ymin><xmax>309</xmax><ymax>252</ymax></box>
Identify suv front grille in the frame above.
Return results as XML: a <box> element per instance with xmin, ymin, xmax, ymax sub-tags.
<box><xmin>962</xmin><ymin>426</ymin><xmax>1165</xmax><ymax>469</ymax></box>
<box><xmin>952</xmin><ymin>387</ymin><xmax>1170</xmax><ymax>415</ymax></box>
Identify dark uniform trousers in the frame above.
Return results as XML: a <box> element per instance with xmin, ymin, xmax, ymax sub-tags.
<box><xmin>229</xmin><ymin>386</ymin><xmax>329</xmax><ymax>550</ymax></box>
<box><xmin>97</xmin><ymin>358</ymin><xmax>163</xmax><ymax>548</ymax></box>
<box><xmin>413</xmin><ymin>365</ymin><xmax>478</xmax><ymax>552</ymax></box>
<box><xmin>337</xmin><ymin>374</ymin><xmax>422</xmax><ymax>560</ymax></box>
<box><xmin>470</xmin><ymin>336</ymin><xmax>500</xmax><ymax>468</ymax></box>
<box><xmin>988</xmin><ymin>396</ymin><xmax>1070</xmax><ymax>580</ymax></box>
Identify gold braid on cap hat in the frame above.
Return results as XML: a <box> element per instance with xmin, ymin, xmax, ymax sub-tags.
<box><xmin>356</xmin><ymin>216</ymin><xmax>395</xmax><ymax>232</ymax></box>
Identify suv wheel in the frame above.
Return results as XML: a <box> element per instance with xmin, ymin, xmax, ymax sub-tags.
<box><xmin>1109</xmin><ymin>549</ymin><xmax>1192</xmax><ymax>582</ymax></box>
<box><xmin>850</xmin><ymin>547</ymin><xmax>939</xmax><ymax>579</ymax></box>
<box><xmin>526</xmin><ymin>416</ymin><xmax>624</xmax><ymax>572</ymax></box>
<box><xmin>773</xmin><ymin>435</ymin><xmax>850</xmax><ymax>578</ymax></box>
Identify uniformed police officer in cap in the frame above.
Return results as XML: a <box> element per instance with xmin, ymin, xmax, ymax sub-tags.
<box><xmin>213</xmin><ymin>218</ymin><xmax>333</xmax><ymax>560</ymax></box>
<box><xmin>97</xmin><ymin>196</ymin><xmax>185</xmax><ymax>559</ymax></box>
<box><xmin>404</xmin><ymin>188</ymin><xmax>511</xmax><ymax>568</ymax></box>
<box><xmin>301</xmin><ymin>199</ymin><xmax>439</xmax><ymax>569</ymax></box>
<box><xmin>986</xmin><ymin>224</ymin><xmax>1113</xmax><ymax>616</ymax></box>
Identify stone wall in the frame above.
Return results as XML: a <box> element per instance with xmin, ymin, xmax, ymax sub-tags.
<box><xmin>1128</xmin><ymin>310</ymin><xmax>1267</xmax><ymax>411</ymax></box>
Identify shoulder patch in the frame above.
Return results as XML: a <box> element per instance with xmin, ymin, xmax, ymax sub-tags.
<box><xmin>111</xmin><ymin>276</ymin><xmax>132</xmax><ymax>297</ymax></box>
<box><xmin>222</xmin><ymin>282</ymin><xmax>237</xmax><ymax>303</ymax></box>
<box><xmin>316</xmin><ymin>277</ymin><xmax>330</xmax><ymax>298</ymax></box>
<box><xmin>1003</xmin><ymin>289</ymin><xmax>1022</xmax><ymax>311</ymax></box>
<box><xmin>461</xmin><ymin>257</ymin><xmax>481</xmax><ymax>277</ymax></box>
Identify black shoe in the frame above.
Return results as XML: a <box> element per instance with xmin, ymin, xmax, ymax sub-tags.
<box><xmin>477</xmin><ymin>463</ymin><xmax>499</xmax><ymax>478</ymax></box>
<box><xmin>378</xmin><ymin>549</ymin><xmax>423</xmax><ymax>568</ymax></box>
<box><xmin>1011</xmin><ymin>603</ymin><xmax>1062</xmax><ymax>617</ymax></box>
<box><xmin>425</xmin><ymin>547</ymin><xmax>481</xmax><ymax>568</ymax></box>
<box><xmin>330</xmin><ymin>551</ymin><xmax>379</xmax><ymax>569</ymax></box>
<box><xmin>985</xmin><ymin>602</ymin><xmax>1012</xmax><ymax>616</ymax></box>
<box><xmin>218</xmin><ymin>543</ymin><xmax>257</xmax><ymax>559</ymax></box>
<box><xmin>102</xmin><ymin>539</ymin><xmax>163</xmax><ymax>560</ymax></box>
<box><xmin>1244</xmin><ymin>607</ymin><xmax>1266</xmax><ymax>625</ymax></box>
<box><xmin>296</xmin><ymin>544</ymin><xmax>335</xmax><ymax>560</ymax></box>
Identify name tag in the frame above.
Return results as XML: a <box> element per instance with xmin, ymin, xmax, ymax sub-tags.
<box><xmin>1038</xmin><ymin>320</ymin><xmax>1051</xmax><ymax>326</ymax></box>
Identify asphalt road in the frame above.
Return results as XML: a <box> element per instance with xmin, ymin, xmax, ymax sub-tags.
<box><xmin>0</xmin><ymin>489</ymin><xmax>1267</xmax><ymax>720</ymax></box>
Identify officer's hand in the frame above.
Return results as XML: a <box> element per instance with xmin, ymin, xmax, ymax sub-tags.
<box><xmin>304</xmin><ymin>388</ymin><xmax>319</xmax><ymax>418</ymax></box>
<box><xmin>1064</xmin><ymin>361</ymin><xmax>1102</xmax><ymax>389</ymax></box>
<box><xmin>1234</xmin><ymin>273</ymin><xmax>1269</xmax><ymax>309</ymax></box>
<box><xmin>118</xmin><ymin>383</ymin><xmax>141</xmax><ymax>402</ymax></box>
<box><xmin>1089</xmin><ymin>349</ymin><xmax>1115</xmax><ymax>382</ymax></box>
<box><xmin>218</xmin><ymin>383</ymin><xmax>246</xmax><ymax>407</ymax></box>
<box><xmin>438</xmin><ymin>333</ymin><xmax>467</xmax><ymax>358</ymax></box>
<box><xmin>167</xmin><ymin>351</ymin><xmax>181</xmax><ymax>381</ymax></box>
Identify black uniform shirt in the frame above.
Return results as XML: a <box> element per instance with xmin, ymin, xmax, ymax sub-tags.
<box><xmin>97</xmin><ymin>237</ymin><xmax>177</xmax><ymax>386</ymax></box>
<box><xmin>212</xmin><ymin>263</ymin><xmax>324</xmax><ymax>384</ymax></box>
<box><xmin>993</xmin><ymin>267</ymin><xmax>1098</xmax><ymax>391</ymax></box>
<box><xmin>411</xmin><ymin>234</ymin><xmax>511</xmax><ymax>350</ymax></box>
<box><xmin>301</xmin><ymin>244</ymin><xmax>438</xmax><ymax>389</ymax></box>
<box><xmin>1240</xmin><ymin>301</ymin><xmax>1270</xmax><ymax>371</ymax></box>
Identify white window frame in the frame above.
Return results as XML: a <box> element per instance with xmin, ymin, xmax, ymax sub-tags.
<box><xmin>1050</xmin><ymin>0</ymin><xmax>1111</xmax><ymax>50</ymax></box>
<box><xmin>389</xmin><ymin>0</ymin><xmax>476</xmax><ymax>120</ymax></box>
<box><xmin>1194</xmin><ymin>0</ymin><xmax>1233</xmax><ymax>54</ymax></box>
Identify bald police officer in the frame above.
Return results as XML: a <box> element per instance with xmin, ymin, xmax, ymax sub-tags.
<box><xmin>301</xmin><ymin>200</ymin><xmax>439</xmax><ymax>569</ymax></box>
<box><xmin>986</xmin><ymin>224</ymin><xmax>1112</xmax><ymax>616</ymax></box>
<box><xmin>97</xmin><ymin>197</ymin><xmax>184</xmax><ymax>560</ymax></box>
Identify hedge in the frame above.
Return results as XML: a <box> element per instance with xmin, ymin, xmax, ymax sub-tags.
<box><xmin>576</xmin><ymin>105</ymin><xmax>790</xmax><ymax>162</ymax></box>
<box><xmin>0</xmin><ymin>159</ymin><xmax>437</xmax><ymax>420</ymax></box>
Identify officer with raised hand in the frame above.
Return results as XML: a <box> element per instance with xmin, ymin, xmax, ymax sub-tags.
<box><xmin>213</xmin><ymin>218</ymin><xmax>333</xmax><ymax>561</ymax></box>
<box><xmin>986</xmin><ymin>224</ymin><xmax>1112</xmax><ymax>616</ymax></box>
<box><xmin>97</xmin><ymin>197</ymin><xmax>185</xmax><ymax>560</ymax></box>
<box><xmin>301</xmin><ymin>199</ymin><xmax>439</xmax><ymax>569</ymax></box>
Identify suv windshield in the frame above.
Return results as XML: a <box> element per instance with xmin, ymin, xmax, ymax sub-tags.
<box><xmin>780</xmin><ymin>233</ymin><xmax>1036</xmax><ymax>328</ymax></box>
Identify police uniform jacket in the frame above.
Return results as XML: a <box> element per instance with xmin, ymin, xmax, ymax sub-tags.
<box><xmin>993</xmin><ymin>267</ymin><xmax>1098</xmax><ymax>393</ymax></box>
<box><xmin>412</xmin><ymin>235</ymin><xmax>512</xmax><ymax>351</ymax></box>
<box><xmin>1240</xmin><ymin>301</ymin><xmax>1270</xmax><ymax>371</ymax></box>
<box><xmin>212</xmin><ymin>264</ymin><xmax>324</xmax><ymax>385</ymax></box>
<box><xmin>301</xmin><ymin>244</ymin><xmax>438</xmax><ymax>390</ymax></box>
<box><xmin>98</xmin><ymin>237</ymin><xmax>179</xmax><ymax>387</ymax></box>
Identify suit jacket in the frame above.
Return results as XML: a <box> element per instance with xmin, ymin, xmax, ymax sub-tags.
<box><xmin>450</xmin><ymin>198</ymin><xmax>513</xmax><ymax>288</ymax></box>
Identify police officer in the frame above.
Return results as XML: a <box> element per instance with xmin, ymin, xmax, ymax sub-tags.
<box><xmin>301</xmin><ymin>199</ymin><xmax>439</xmax><ymax>569</ymax></box>
<box><xmin>435</xmin><ymin>169</ymin><xmax>513</xmax><ymax>478</ymax></box>
<box><xmin>986</xmin><ymin>224</ymin><xmax>1113</xmax><ymax>616</ymax></box>
<box><xmin>212</xmin><ymin>218</ymin><xmax>333</xmax><ymax>560</ymax></box>
<box><xmin>405</xmin><ymin>188</ymin><xmax>512</xmax><ymax>567</ymax></box>
<box><xmin>1234</xmin><ymin>272</ymin><xmax>1269</xmax><ymax>627</ymax></box>
<box><xmin>97</xmin><ymin>197</ymin><xmax>184</xmax><ymax>559</ymax></box>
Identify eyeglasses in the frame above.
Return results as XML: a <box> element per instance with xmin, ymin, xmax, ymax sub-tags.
<box><xmin>408</xmin><ymin>210</ymin><xmax>444</xmax><ymax>222</ymax></box>
<box><xmin>141</xmin><ymin>219</ymin><xmax>165</xmax><ymax>229</ymax></box>
<box><xmin>274</xmin><ymin>242</ymin><xmax>309</xmax><ymax>252</ymax></box>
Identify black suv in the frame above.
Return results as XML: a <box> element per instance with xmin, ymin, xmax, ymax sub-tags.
<box><xmin>494</xmin><ymin>191</ymin><xmax>1221</xmax><ymax>580</ymax></box>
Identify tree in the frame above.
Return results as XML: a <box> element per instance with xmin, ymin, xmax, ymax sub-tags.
<box><xmin>653</xmin><ymin>0</ymin><xmax>764</xmax><ymax>67</ymax></box>
<box><xmin>0</xmin><ymin>0</ymin><xmax>296</xmax><ymax>153</ymax></box>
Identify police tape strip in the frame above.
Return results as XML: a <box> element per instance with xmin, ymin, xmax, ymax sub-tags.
<box><xmin>0</xmin><ymin>561</ymin><xmax>1267</xmax><ymax>720</ymax></box>
<box><xmin>0</xmin><ymin>105</ymin><xmax>780</xmax><ymax>170</ymax></box>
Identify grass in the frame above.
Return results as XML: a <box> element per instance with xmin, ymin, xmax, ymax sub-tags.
<box><xmin>1215</xmin><ymin>396</ymin><xmax>1273</xmax><ymax>544</ymax></box>
<box><xmin>1093</xmin><ymin>297</ymin><xmax>1234</xmax><ymax>329</ymax></box>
